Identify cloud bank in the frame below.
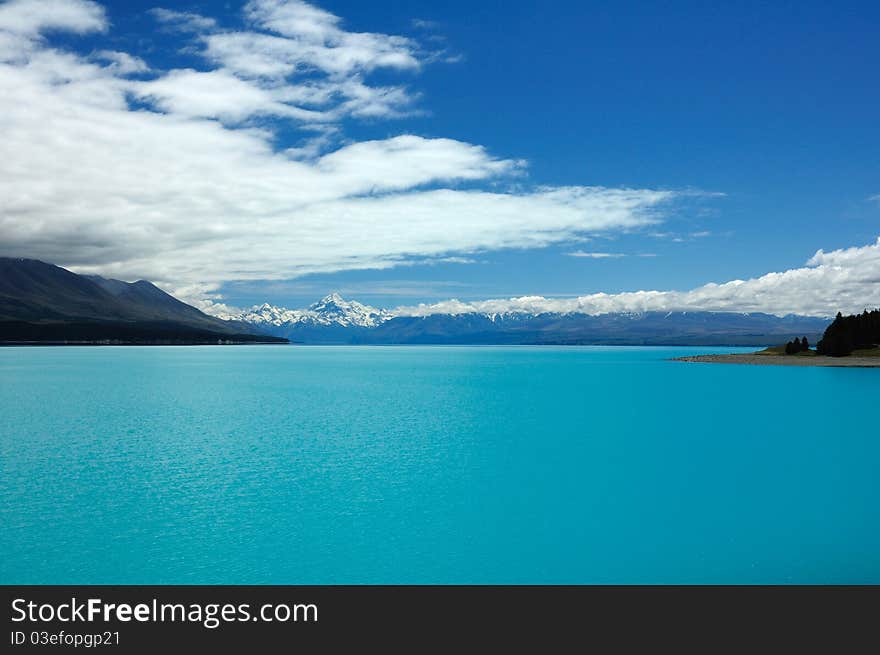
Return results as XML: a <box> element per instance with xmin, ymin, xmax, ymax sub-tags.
<box><xmin>393</xmin><ymin>238</ymin><xmax>880</xmax><ymax>318</ymax></box>
<box><xmin>0</xmin><ymin>0</ymin><xmax>684</xmax><ymax>298</ymax></box>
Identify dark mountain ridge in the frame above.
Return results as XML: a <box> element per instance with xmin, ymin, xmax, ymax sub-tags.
<box><xmin>0</xmin><ymin>258</ymin><xmax>285</xmax><ymax>344</ymax></box>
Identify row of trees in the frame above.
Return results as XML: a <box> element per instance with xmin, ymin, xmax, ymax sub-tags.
<box><xmin>816</xmin><ymin>309</ymin><xmax>880</xmax><ymax>357</ymax></box>
<box><xmin>784</xmin><ymin>337</ymin><xmax>810</xmax><ymax>354</ymax></box>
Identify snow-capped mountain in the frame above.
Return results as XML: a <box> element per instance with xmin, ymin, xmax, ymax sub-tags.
<box><xmin>229</xmin><ymin>293</ymin><xmax>393</xmax><ymax>329</ymax></box>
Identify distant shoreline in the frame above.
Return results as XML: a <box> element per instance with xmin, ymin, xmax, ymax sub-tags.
<box><xmin>0</xmin><ymin>340</ymin><xmax>289</xmax><ymax>347</ymax></box>
<box><xmin>674</xmin><ymin>353</ymin><xmax>880</xmax><ymax>367</ymax></box>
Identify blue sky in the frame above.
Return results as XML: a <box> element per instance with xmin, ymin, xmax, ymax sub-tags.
<box><xmin>1</xmin><ymin>0</ymin><xmax>879</xmax><ymax>315</ymax></box>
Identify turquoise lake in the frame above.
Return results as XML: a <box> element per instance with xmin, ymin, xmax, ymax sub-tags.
<box><xmin>1</xmin><ymin>345</ymin><xmax>878</xmax><ymax>584</ymax></box>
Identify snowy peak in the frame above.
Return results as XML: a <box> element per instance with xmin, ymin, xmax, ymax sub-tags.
<box><xmin>309</xmin><ymin>293</ymin><xmax>354</xmax><ymax>315</ymax></box>
<box><xmin>315</xmin><ymin>292</ymin><xmax>344</xmax><ymax>305</ymax></box>
<box><xmin>307</xmin><ymin>293</ymin><xmax>392</xmax><ymax>327</ymax></box>
<box><xmin>230</xmin><ymin>294</ymin><xmax>392</xmax><ymax>328</ymax></box>
<box><xmin>232</xmin><ymin>303</ymin><xmax>304</xmax><ymax>326</ymax></box>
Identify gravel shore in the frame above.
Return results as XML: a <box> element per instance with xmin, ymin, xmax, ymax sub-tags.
<box><xmin>673</xmin><ymin>354</ymin><xmax>880</xmax><ymax>367</ymax></box>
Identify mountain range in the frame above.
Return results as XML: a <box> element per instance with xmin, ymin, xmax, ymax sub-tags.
<box><xmin>223</xmin><ymin>294</ymin><xmax>831</xmax><ymax>346</ymax></box>
<box><xmin>0</xmin><ymin>258</ymin><xmax>285</xmax><ymax>344</ymax></box>
<box><xmin>0</xmin><ymin>258</ymin><xmax>831</xmax><ymax>346</ymax></box>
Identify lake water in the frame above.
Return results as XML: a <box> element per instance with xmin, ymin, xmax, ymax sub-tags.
<box><xmin>1</xmin><ymin>345</ymin><xmax>878</xmax><ymax>584</ymax></box>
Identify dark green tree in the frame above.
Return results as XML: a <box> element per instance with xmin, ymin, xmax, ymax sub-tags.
<box><xmin>817</xmin><ymin>309</ymin><xmax>880</xmax><ymax>356</ymax></box>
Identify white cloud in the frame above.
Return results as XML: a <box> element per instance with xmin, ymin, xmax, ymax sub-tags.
<box><xmin>394</xmin><ymin>238</ymin><xmax>880</xmax><ymax>318</ymax></box>
<box><xmin>314</xmin><ymin>136</ymin><xmax>522</xmax><ymax>188</ymax></box>
<box><xmin>149</xmin><ymin>8</ymin><xmax>217</xmax><ymax>32</ymax></box>
<box><xmin>0</xmin><ymin>0</ymin><xmax>105</xmax><ymax>36</ymax></box>
<box><xmin>566</xmin><ymin>251</ymin><xmax>625</xmax><ymax>258</ymax></box>
<box><xmin>0</xmin><ymin>0</ymin><xmax>687</xmax><ymax>300</ymax></box>
<box><xmin>434</xmin><ymin>257</ymin><xmax>479</xmax><ymax>265</ymax></box>
<box><xmin>149</xmin><ymin>0</ymin><xmax>433</xmax><ymax>125</ymax></box>
<box><xmin>411</xmin><ymin>19</ymin><xmax>440</xmax><ymax>30</ymax></box>
<box><xmin>648</xmin><ymin>230</ymin><xmax>713</xmax><ymax>242</ymax></box>
<box><xmin>160</xmin><ymin>0</ymin><xmax>422</xmax><ymax>100</ymax></box>
<box><xmin>133</xmin><ymin>68</ymin><xmax>328</xmax><ymax>123</ymax></box>
<box><xmin>242</xmin><ymin>0</ymin><xmax>418</xmax><ymax>73</ymax></box>
<box><xmin>93</xmin><ymin>49</ymin><xmax>148</xmax><ymax>74</ymax></box>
